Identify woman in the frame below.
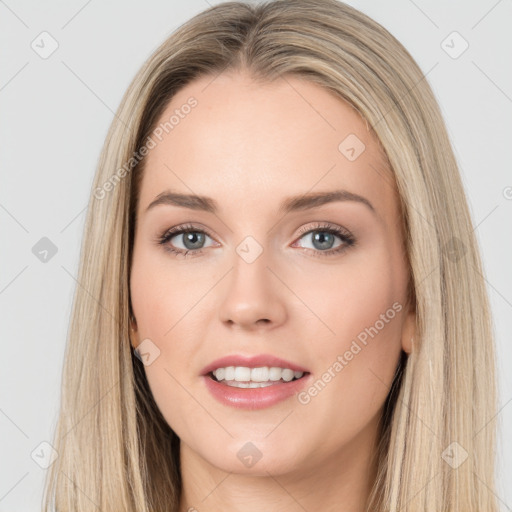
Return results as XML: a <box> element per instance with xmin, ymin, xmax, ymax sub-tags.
<box><xmin>43</xmin><ymin>0</ymin><xmax>499</xmax><ymax>510</ymax></box>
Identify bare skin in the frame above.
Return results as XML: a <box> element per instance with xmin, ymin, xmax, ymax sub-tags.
<box><xmin>129</xmin><ymin>70</ymin><xmax>415</xmax><ymax>512</ymax></box>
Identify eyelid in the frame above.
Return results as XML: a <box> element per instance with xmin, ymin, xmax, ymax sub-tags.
<box><xmin>294</xmin><ymin>221</ymin><xmax>353</xmax><ymax>239</ymax></box>
<box><xmin>159</xmin><ymin>222</ymin><xmax>218</xmax><ymax>242</ymax></box>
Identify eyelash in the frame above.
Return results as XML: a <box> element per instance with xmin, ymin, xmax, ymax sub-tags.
<box><xmin>156</xmin><ymin>222</ymin><xmax>356</xmax><ymax>259</ymax></box>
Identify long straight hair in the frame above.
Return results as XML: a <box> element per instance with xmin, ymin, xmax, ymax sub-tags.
<box><xmin>42</xmin><ymin>1</ymin><xmax>499</xmax><ymax>510</ymax></box>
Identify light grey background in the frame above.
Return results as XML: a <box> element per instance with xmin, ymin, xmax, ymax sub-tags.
<box><xmin>1</xmin><ymin>0</ymin><xmax>511</xmax><ymax>510</ymax></box>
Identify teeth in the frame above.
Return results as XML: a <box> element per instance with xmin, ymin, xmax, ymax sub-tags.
<box><xmin>212</xmin><ymin>366</ymin><xmax>305</xmax><ymax>384</ymax></box>
<box><xmin>234</xmin><ymin>366</ymin><xmax>251</xmax><ymax>381</ymax></box>
<box><xmin>269</xmin><ymin>367</ymin><xmax>282</xmax><ymax>381</ymax></box>
<box><xmin>282</xmin><ymin>369</ymin><xmax>294</xmax><ymax>382</ymax></box>
<box><xmin>225</xmin><ymin>381</ymin><xmax>276</xmax><ymax>388</ymax></box>
<box><xmin>251</xmin><ymin>367</ymin><xmax>269</xmax><ymax>382</ymax></box>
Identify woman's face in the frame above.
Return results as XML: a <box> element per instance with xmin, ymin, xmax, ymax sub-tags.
<box><xmin>130</xmin><ymin>71</ymin><xmax>415</xmax><ymax>477</ymax></box>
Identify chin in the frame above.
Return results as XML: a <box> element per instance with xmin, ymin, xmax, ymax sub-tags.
<box><xmin>196</xmin><ymin>439</ymin><xmax>307</xmax><ymax>477</ymax></box>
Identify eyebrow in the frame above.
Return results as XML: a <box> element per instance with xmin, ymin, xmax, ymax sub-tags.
<box><xmin>145</xmin><ymin>189</ymin><xmax>376</xmax><ymax>216</ymax></box>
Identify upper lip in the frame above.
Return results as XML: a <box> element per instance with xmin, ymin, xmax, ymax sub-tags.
<box><xmin>200</xmin><ymin>354</ymin><xmax>310</xmax><ymax>376</ymax></box>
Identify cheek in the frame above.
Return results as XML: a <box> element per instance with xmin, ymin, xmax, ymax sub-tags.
<box><xmin>130</xmin><ymin>246</ymin><xmax>216</xmax><ymax>433</ymax></box>
<box><xmin>288</xmin><ymin>251</ymin><xmax>405</xmax><ymax>434</ymax></box>
<box><xmin>143</xmin><ymin>358</ymin><xmax>206</xmax><ymax>437</ymax></box>
<box><xmin>294</xmin><ymin>248</ymin><xmax>404</xmax><ymax>355</ymax></box>
<box><xmin>130</xmin><ymin>242</ymin><xmax>210</xmax><ymax>340</ymax></box>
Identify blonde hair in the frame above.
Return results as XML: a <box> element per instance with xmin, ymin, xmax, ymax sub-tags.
<box><xmin>42</xmin><ymin>1</ymin><xmax>499</xmax><ymax>510</ymax></box>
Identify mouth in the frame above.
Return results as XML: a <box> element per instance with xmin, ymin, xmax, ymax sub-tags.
<box><xmin>207</xmin><ymin>366</ymin><xmax>310</xmax><ymax>388</ymax></box>
<box><xmin>200</xmin><ymin>354</ymin><xmax>312</xmax><ymax>408</ymax></box>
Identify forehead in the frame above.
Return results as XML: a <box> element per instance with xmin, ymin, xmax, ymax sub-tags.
<box><xmin>137</xmin><ymin>71</ymin><xmax>397</xmax><ymax>221</ymax></box>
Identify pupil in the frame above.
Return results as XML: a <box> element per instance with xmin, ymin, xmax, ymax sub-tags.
<box><xmin>184</xmin><ymin>232</ymin><xmax>205</xmax><ymax>250</ymax></box>
<box><xmin>313</xmin><ymin>231</ymin><xmax>334</xmax><ymax>250</ymax></box>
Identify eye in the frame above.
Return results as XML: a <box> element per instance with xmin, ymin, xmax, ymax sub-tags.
<box><xmin>156</xmin><ymin>223</ymin><xmax>217</xmax><ymax>257</ymax></box>
<box><xmin>156</xmin><ymin>221</ymin><xmax>356</xmax><ymax>259</ymax></box>
<box><xmin>292</xmin><ymin>222</ymin><xmax>356</xmax><ymax>257</ymax></box>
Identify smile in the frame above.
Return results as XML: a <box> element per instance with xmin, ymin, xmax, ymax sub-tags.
<box><xmin>210</xmin><ymin>366</ymin><xmax>306</xmax><ymax>388</ymax></box>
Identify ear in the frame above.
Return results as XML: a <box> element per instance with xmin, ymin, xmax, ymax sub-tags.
<box><xmin>401</xmin><ymin>307</ymin><xmax>416</xmax><ymax>355</ymax></box>
<box><xmin>129</xmin><ymin>316</ymin><xmax>139</xmax><ymax>349</ymax></box>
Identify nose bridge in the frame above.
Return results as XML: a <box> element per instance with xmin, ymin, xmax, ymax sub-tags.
<box><xmin>232</xmin><ymin>238</ymin><xmax>271</xmax><ymax>292</ymax></box>
<box><xmin>217</xmin><ymin>235</ymin><xmax>287</xmax><ymax>328</ymax></box>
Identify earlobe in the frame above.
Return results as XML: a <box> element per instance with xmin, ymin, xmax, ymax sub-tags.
<box><xmin>401</xmin><ymin>310</ymin><xmax>416</xmax><ymax>354</ymax></box>
<box><xmin>129</xmin><ymin>316</ymin><xmax>139</xmax><ymax>349</ymax></box>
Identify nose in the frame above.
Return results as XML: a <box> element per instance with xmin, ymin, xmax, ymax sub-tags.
<box><xmin>218</xmin><ymin>250</ymin><xmax>287</xmax><ymax>331</ymax></box>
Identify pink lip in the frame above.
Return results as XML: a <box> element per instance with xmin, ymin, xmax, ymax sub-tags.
<box><xmin>202</xmin><ymin>373</ymin><xmax>312</xmax><ymax>410</ymax></box>
<box><xmin>200</xmin><ymin>353</ymin><xmax>309</xmax><ymax>376</ymax></box>
<box><xmin>200</xmin><ymin>353</ymin><xmax>311</xmax><ymax>410</ymax></box>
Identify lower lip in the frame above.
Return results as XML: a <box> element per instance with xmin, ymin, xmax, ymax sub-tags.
<box><xmin>202</xmin><ymin>374</ymin><xmax>312</xmax><ymax>410</ymax></box>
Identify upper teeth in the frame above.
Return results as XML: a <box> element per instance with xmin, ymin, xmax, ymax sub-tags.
<box><xmin>213</xmin><ymin>366</ymin><xmax>304</xmax><ymax>383</ymax></box>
